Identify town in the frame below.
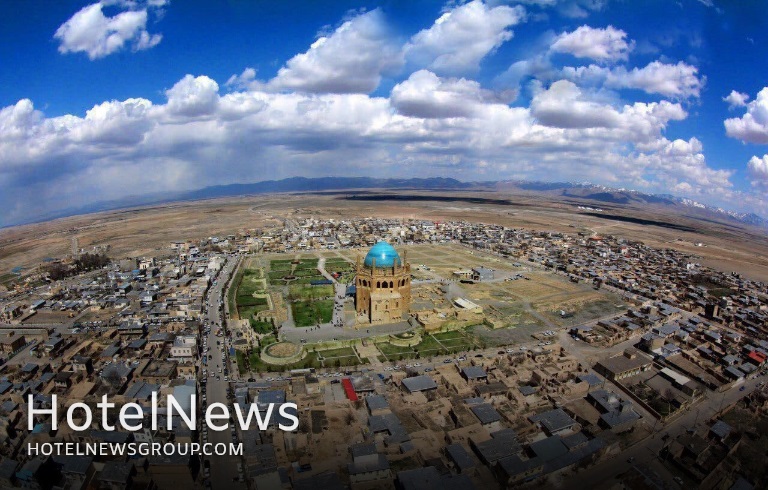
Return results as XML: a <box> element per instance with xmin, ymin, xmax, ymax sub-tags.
<box><xmin>0</xmin><ymin>216</ymin><xmax>765</xmax><ymax>490</ymax></box>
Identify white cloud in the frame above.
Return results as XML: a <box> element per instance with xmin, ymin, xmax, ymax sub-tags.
<box><xmin>723</xmin><ymin>90</ymin><xmax>749</xmax><ymax>109</ymax></box>
<box><xmin>266</xmin><ymin>9</ymin><xmax>402</xmax><ymax>94</ymax></box>
<box><xmin>725</xmin><ymin>88</ymin><xmax>768</xmax><ymax>144</ymax></box>
<box><xmin>405</xmin><ymin>0</ymin><xmax>526</xmax><ymax>75</ymax></box>
<box><xmin>563</xmin><ymin>60</ymin><xmax>704</xmax><ymax>98</ymax></box>
<box><xmin>225</xmin><ymin>68</ymin><xmax>257</xmax><ymax>91</ymax></box>
<box><xmin>550</xmin><ymin>25</ymin><xmax>634</xmax><ymax>63</ymax></box>
<box><xmin>531</xmin><ymin>80</ymin><xmax>622</xmax><ymax>128</ymax></box>
<box><xmin>0</xmin><ymin>75</ymin><xmax>740</xmax><ymax>225</ymax></box>
<box><xmin>165</xmin><ymin>75</ymin><xmax>220</xmax><ymax>118</ymax></box>
<box><xmin>1</xmin><ymin>0</ymin><xmax>756</xmax><ymax>224</ymax></box>
<box><xmin>748</xmin><ymin>155</ymin><xmax>768</xmax><ymax>187</ymax></box>
<box><xmin>54</xmin><ymin>1</ymin><xmax>165</xmax><ymax>60</ymax></box>
<box><xmin>390</xmin><ymin>70</ymin><xmax>507</xmax><ymax>119</ymax></box>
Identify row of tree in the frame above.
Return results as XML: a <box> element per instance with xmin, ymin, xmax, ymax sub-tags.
<box><xmin>45</xmin><ymin>253</ymin><xmax>110</xmax><ymax>281</ymax></box>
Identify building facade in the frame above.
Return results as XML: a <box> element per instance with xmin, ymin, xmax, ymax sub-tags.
<box><xmin>355</xmin><ymin>242</ymin><xmax>411</xmax><ymax>324</ymax></box>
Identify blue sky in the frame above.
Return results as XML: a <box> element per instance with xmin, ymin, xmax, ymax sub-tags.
<box><xmin>1</xmin><ymin>0</ymin><xmax>768</xmax><ymax>227</ymax></box>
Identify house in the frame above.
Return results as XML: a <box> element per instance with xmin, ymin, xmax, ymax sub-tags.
<box><xmin>461</xmin><ymin>366</ymin><xmax>487</xmax><ymax>382</ymax></box>
<box><xmin>470</xmin><ymin>404</ymin><xmax>502</xmax><ymax>430</ymax></box>
<box><xmin>471</xmin><ymin>267</ymin><xmax>495</xmax><ymax>281</ymax></box>
<box><xmin>402</xmin><ymin>376</ymin><xmax>437</xmax><ymax>393</ymax></box>
<box><xmin>347</xmin><ymin>443</ymin><xmax>390</xmax><ymax>484</ymax></box>
<box><xmin>136</xmin><ymin>360</ymin><xmax>177</xmax><ymax>384</ymax></box>
<box><xmin>170</xmin><ymin>336</ymin><xmax>197</xmax><ymax>361</ymax></box>
<box><xmin>529</xmin><ymin>409</ymin><xmax>580</xmax><ymax>436</ymax></box>
<box><xmin>594</xmin><ymin>348</ymin><xmax>652</xmax><ymax>381</ymax></box>
<box><xmin>71</xmin><ymin>355</ymin><xmax>93</xmax><ymax>375</ymax></box>
<box><xmin>0</xmin><ymin>334</ymin><xmax>25</xmax><ymax>354</ymax></box>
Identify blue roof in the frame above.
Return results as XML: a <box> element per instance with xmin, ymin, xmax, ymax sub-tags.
<box><xmin>364</xmin><ymin>241</ymin><xmax>401</xmax><ymax>268</ymax></box>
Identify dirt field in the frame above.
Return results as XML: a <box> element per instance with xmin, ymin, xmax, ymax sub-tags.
<box><xmin>1</xmin><ymin>189</ymin><xmax>767</xmax><ymax>283</ymax></box>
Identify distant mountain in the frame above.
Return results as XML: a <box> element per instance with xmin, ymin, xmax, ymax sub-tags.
<box><xmin>8</xmin><ymin>177</ymin><xmax>474</xmax><ymax>227</ymax></box>
<box><xmin>7</xmin><ymin>176</ymin><xmax>766</xmax><ymax>230</ymax></box>
<box><xmin>494</xmin><ymin>180</ymin><xmax>768</xmax><ymax>229</ymax></box>
<box><xmin>175</xmin><ymin>176</ymin><xmax>471</xmax><ymax>201</ymax></box>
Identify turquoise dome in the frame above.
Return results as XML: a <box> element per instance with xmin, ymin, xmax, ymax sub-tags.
<box><xmin>364</xmin><ymin>241</ymin><xmax>402</xmax><ymax>268</ymax></box>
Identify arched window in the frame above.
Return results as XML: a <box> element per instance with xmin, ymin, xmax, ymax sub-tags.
<box><xmin>389</xmin><ymin>281</ymin><xmax>393</xmax><ymax>288</ymax></box>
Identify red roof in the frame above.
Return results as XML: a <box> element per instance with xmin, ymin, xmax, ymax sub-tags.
<box><xmin>341</xmin><ymin>378</ymin><xmax>358</xmax><ymax>401</ymax></box>
<box><xmin>748</xmin><ymin>351</ymin><xmax>767</xmax><ymax>364</ymax></box>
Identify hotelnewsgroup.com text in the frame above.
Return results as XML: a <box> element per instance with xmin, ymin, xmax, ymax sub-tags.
<box><xmin>27</xmin><ymin>442</ymin><xmax>243</xmax><ymax>457</ymax></box>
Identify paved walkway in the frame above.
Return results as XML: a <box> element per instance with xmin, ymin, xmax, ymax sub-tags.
<box><xmin>281</xmin><ymin>319</ymin><xmax>414</xmax><ymax>342</ymax></box>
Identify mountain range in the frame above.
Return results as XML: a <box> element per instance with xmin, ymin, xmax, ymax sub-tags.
<box><xmin>11</xmin><ymin>177</ymin><xmax>767</xmax><ymax>230</ymax></box>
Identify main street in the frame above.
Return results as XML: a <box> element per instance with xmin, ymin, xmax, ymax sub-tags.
<box><xmin>201</xmin><ymin>256</ymin><xmax>247</xmax><ymax>490</ymax></box>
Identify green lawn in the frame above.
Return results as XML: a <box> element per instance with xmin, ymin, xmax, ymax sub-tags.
<box><xmin>231</xmin><ymin>267</ymin><xmax>268</xmax><ymax>320</ymax></box>
<box><xmin>294</xmin><ymin>259</ymin><xmax>319</xmax><ymax>270</ymax></box>
<box><xmin>235</xmin><ymin>350</ymin><xmax>248</xmax><ymax>375</ymax></box>
<box><xmin>432</xmin><ymin>331</ymin><xmax>465</xmax><ymax>341</ymax></box>
<box><xmin>316</xmin><ymin>347</ymin><xmax>357</xmax><ymax>359</ymax></box>
<box><xmin>250</xmin><ymin>319</ymin><xmax>274</xmax><ymax>334</ymax></box>
<box><xmin>288</xmin><ymin>284</ymin><xmax>334</xmax><ymax>300</ymax></box>
<box><xmin>376</xmin><ymin>342</ymin><xmax>415</xmax><ymax>359</ymax></box>
<box><xmin>291</xmin><ymin>299</ymin><xmax>334</xmax><ymax>327</ymax></box>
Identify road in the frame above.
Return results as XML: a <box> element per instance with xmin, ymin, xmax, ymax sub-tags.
<box><xmin>201</xmin><ymin>256</ymin><xmax>247</xmax><ymax>489</ymax></box>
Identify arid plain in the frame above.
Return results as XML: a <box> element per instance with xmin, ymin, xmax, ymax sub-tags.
<box><xmin>1</xmin><ymin>189</ymin><xmax>767</xmax><ymax>287</ymax></box>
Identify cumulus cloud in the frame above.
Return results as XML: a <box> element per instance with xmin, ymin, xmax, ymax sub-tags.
<box><xmin>0</xmin><ymin>71</ymin><xmax>736</xmax><ymax>225</ymax></box>
<box><xmin>725</xmin><ymin>88</ymin><xmax>768</xmax><ymax>144</ymax></box>
<box><xmin>165</xmin><ymin>75</ymin><xmax>220</xmax><ymax>117</ymax></box>
<box><xmin>723</xmin><ymin>90</ymin><xmax>749</xmax><ymax>110</ymax></box>
<box><xmin>563</xmin><ymin>60</ymin><xmax>704</xmax><ymax>98</ymax></box>
<box><xmin>225</xmin><ymin>68</ymin><xmax>257</xmax><ymax>91</ymax></box>
<box><xmin>390</xmin><ymin>70</ymin><xmax>509</xmax><ymax>119</ymax></box>
<box><xmin>1</xmin><ymin>4</ymin><xmax>757</xmax><ymax>224</ymax></box>
<box><xmin>748</xmin><ymin>155</ymin><xmax>768</xmax><ymax>187</ymax></box>
<box><xmin>531</xmin><ymin>80</ymin><xmax>621</xmax><ymax>128</ymax></box>
<box><xmin>550</xmin><ymin>25</ymin><xmax>634</xmax><ymax>63</ymax></box>
<box><xmin>266</xmin><ymin>9</ymin><xmax>402</xmax><ymax>94</ymax></box>
<box><xmin>54</xmin><ymin>1</ymin><xmax>165</xmax><ymax>60</ymax></box>
<box><xmin>405</xmin><ymin>0</ymin><xmax>525</xmax><ymax>75</ymax></box>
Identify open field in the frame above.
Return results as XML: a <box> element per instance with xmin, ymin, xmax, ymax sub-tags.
<box><xmin>2</xmin><ymin>189</ymin><xmax>767</xmax><ymax>290</ymax></box>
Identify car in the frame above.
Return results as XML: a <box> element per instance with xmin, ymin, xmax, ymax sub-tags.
<box><xmin>424</xmin><ymin>367</ymin><xmax>433</xmax><ymax>372</ymax></box>
<box><xmin>405</xmin><ymin>364</ymin><xmax>412</xmax><ymax>368</ymax></box>
<box><xmin>739</xmin><ymin>386</ymin><xmax>746</xmax><ymax>391</ymax></box>
<box><xmin>458</xmin><ymin>356</ymin><xmax>466</xmax><ymax>361</ymax></box>
<box><xmin>413</xmin><ymin>363</ymin><xmax>421</xmax><ymax>367</ymax></box>
<box><xmin>673</xmin><ymin>477</ymin><xmax>683</xmax><ymax>485</ymax></box>
<box><xmin>520</xmin><ymin>346</ymin><xmax>527</xmax><ymax>351</ymax></box>
<box><xmin>627</xmin><ymin>457</ymin><xmax>634</xmax><ymax>463</ymax></box>
<box><xmin>443</xmin><ymin>359</ymin><xmax>452</xmax><ymax>363</ymax></box>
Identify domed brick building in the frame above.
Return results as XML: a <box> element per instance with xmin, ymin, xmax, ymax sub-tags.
<box><xmin>355</xmin><ymin>241</ymin><xmax>411</xmax><ymax>324</ymax></box>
